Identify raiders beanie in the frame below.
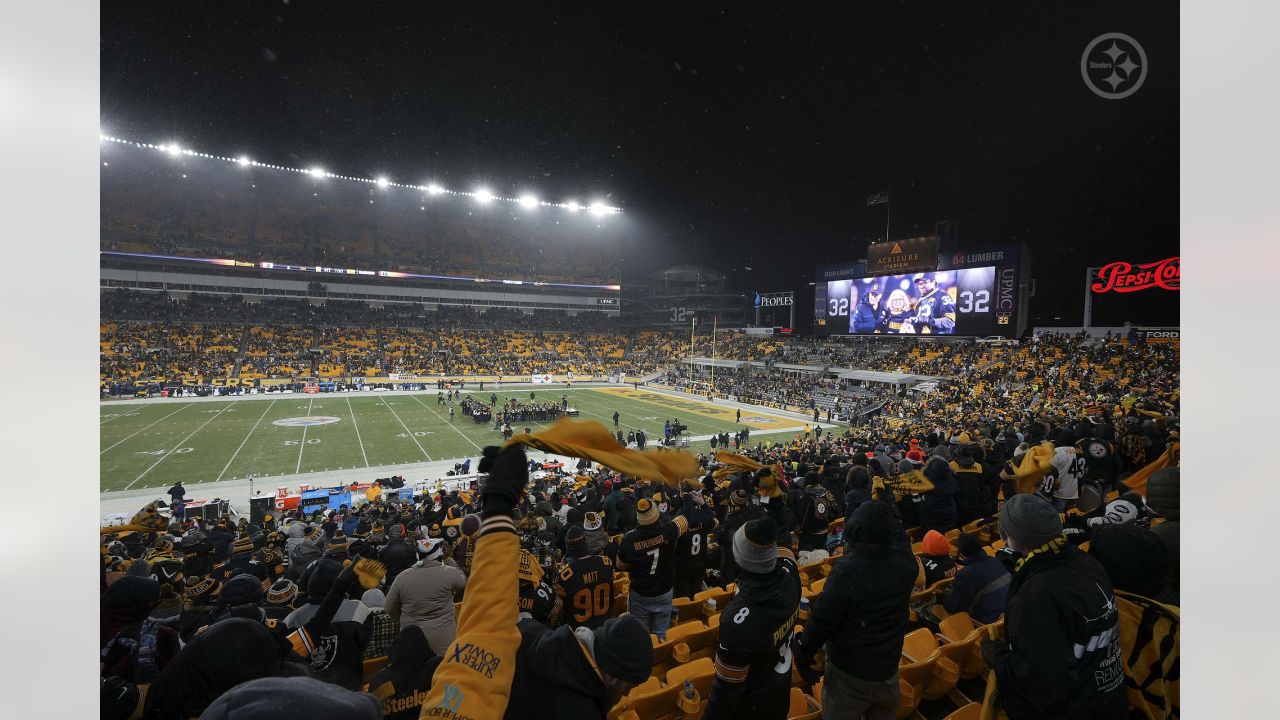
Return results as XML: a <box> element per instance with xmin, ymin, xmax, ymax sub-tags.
<box><xmin>592</xmin><ymin>616</ymin><xmax>654</xmax><ymax>685</ymax></box>
<box><xmin>733</xmin><ymin>517</ymin><xmax>778</xmax><ymax>575</ymax></box>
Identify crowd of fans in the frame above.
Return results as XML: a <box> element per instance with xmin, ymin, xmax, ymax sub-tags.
<box><xmin>102</xmin><ymin>356</ymin><xmax>1180</xmax><ymax>718</ymax></box>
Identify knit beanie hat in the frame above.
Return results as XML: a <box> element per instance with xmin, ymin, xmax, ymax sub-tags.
<box><xmin>101</xmin><ymin>676</ymin><xmax>141</xmax><ymax>720</ymax></box>
<box><xmin>591</xmin><ymin>616</ymin><xmax>654</xmax><ymax>685</ymax></box>
<box><xmin>922</xmin><ymin>530</ymin><xmax>951</xmax><ymax>557</ymax></box>
<box><xmin>222</xmin><ymin>574</ymin><xmax>265</xmax><ymax>607</ymax></box>
<box><xmin>361</xmin><ymin>588</ymin><xmax>386</xmax><ymax>608</ymax></box>
<box><xmin>733</xmin><ymin>518</ymin><xmax>778</xmax><ymax>575</ymax></box>
<box><xmin>325</xmin><ymin>531</ymin><xmax>350</xmax><ymax>557</ymax></box>
<box><xmin>301</xmin><ymin>559</ymin><xmax>343</xmax><ymax>603</ymax></box>
<box><xmin>388</xmin><ymin>524</ymin><xmax>405</xmax><ymax>541</ymax></box>
<box><xmin>266</xmin><ymin>579</ymin><xmax>298</xmax><ymax>606</ymax></box>
<box><xmin>727</xmin><ymin>489</ymin><xmax>749</xmax><ymax>508</ymax></box>
<box><xmin>999</xmin><ymin>493</ymin><xmax>1063</xmax><ymax>550</ymax></box>
<box><xmin>184</xmin><ymin>576</ymin><xmax>222</xmax><ymax>605</ymax></box>
<box><xmin>417</xmin><ymin>538</ymin><xmax>445</xmax><ymax>562</ymax></box>
<box><xmin>565</xmin><ymin>525</ymin><xmax>587</xmax><ymax>556</ymax></box>
<box><xmin>905</xmin><ymin>450</ymin><xmax>926</xmax><ymax>465</ymax></box>
<box><xmin>956</xmin><ymin>533</ymin><xmax>984</xmax><ymax>560</ymax></box>
<box><xmin>636</xmin><ymin>498</ymin><xmax>659</xmax><ymax>526</ymax></box>
<box><xmin>231</xmin><ymin>533</ymin><xmax>254</xmax><ymax>556</ymax></box>
<box><xmin>104</xmin><ymin>575</ymin><xmax>161</xmax><ymax>612</ymax></box>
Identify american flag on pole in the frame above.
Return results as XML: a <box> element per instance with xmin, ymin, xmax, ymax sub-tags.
<box><xmin>866</xmin><ymin>190</ymin><xmax>890</xmax><ymax>206</ymax></box>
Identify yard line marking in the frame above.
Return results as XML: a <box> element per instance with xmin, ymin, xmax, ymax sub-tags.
<box><xmin>125</xmin><ymin>399</ymin><xmax>239</xmax><ymax>490</ymax></box>
<box><xmin>216</xmin><ymin>399</ymin><xmax>276</xmax><ymax>482</ymax></box>
<box><xmin>407</xmin><ymin>393</ymin><xmax>484</xmax><ymax>452</ymax></box>
<box><xmin>381</xmin><ymin>397</ymin><xmax>432</xmax><ymax>460</ymax></box>
<box><xmin>347</xmin><ymin>396</ymin><xmax>370</xmax><ymax>467</ymax></box>
<box><xmin>101</xmin><ymin>403</ymin><xmax>193</xmax><ymax>455</ymax></box>
<box><xmin>296</xmin><ymin>398</ymin><xmax>313</xmax><ymax>473</ymax></box>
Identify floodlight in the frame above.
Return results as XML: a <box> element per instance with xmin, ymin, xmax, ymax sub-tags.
<box><xmin>518</xmin><ymin>194</ymin><xmax>538</xmax><ymax>209</ymax></box>
<box><xmin>166</xmin><ymin>144</ymin><xmax>182</xmax><ymax>156</ymax></box>
<box><xmin>475</xmin><ymin>188</ymin><xmax>494</xmax><ymax>204</ymax></box>
<box><xmin>589</xmin><ymin>201</ymin><xmax>609</xmax><ymax>216</ymax></box>
<box><xmin>376</xmin><ymin>177</ymin><xmax>390</xmax><ymax>188</ymax></box>
<box><xmin>564</xmin><ymin>201</ymin><xmax>581</xmax><ymax>213</ymax></box>
<box><xmin>310</xmin><ymin>167</ymin><xmax>326</xmax><ymax>178</ymax></box>
<box><xmin>238</xmin><ymin>156</ymin><xmax>251</xmax><ymax>167</ymax></box>
<box><xmin>426</xmin><ymin>183</ymin><xmax>444</xmax><ymax>195</ymax></box>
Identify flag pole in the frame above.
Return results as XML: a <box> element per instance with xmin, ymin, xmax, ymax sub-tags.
<box><xmin>711</xmin><ymin>316</ymin><xmax>717</xmax><ymax>393</ymax></box>
<box><xmin>885</xmin><ymin>189</ymin><xmax>892</xmax><ymax>242</ymax></box>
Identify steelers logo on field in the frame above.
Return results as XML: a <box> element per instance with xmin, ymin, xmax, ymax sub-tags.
<box><xmin>272</xmin><ymin>416</ymin><xmax>341</xmax><ymax>427</ymax></box>
<box><xmin>742</xmin><ymin>417</ymin><xmax>776</xmax><ymax>424</ymax></box>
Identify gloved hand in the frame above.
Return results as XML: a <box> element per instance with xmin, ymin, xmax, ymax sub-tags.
<box><xmin>980</xmin><ymin>637</ymin><xmax>1006</xmax><ymax>668</ymax></box>
<box><xmin>477</xmin><ymin>444</ymin><xmax>528</xmax><ymax>517</ymax></box>
<box><xmin>790</xmin><ymin>633</ymin><xmax>822</xmax><ymax>685</ymax></box>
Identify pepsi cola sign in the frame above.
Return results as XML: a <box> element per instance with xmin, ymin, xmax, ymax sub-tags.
<box><xmin>1090</xmin><ymin>256</ymin><xmax>1179</xmax><ymax>293</ymax></box>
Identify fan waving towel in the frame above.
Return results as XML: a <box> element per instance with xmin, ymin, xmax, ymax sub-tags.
<box><xmin>100</xmin><ymin>501</ymin><xmax>170</xmax><ymax>535</ymax></box>
<box><xmin>1122</xmin><ymin>441</ymin><xmax>1179</xmax><ymax>495</ymax></box>
<box><xmin>712</xmin><ymin>451</ymin><xmax>765</xmax><ymax>480</ymax></box>
<box><xmin>504</xmin><ymin>418</ymin><xmax>699</xmax><ymax>483</ymax></box>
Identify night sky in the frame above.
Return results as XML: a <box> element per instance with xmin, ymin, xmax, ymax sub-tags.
<box><xmin>101</xmin><ymin>1</ymin><xmax>1179</xmax><ymax>330</ymax></box>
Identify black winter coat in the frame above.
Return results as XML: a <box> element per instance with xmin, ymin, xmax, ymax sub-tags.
<box><xmin>991</xmin><ymin>542</ymin><xmax>1127</xmax><ymax>719</ymax></box>
<box><xmin>503</xmin><ymin>620</ymin><xmax>612</xmax><ymax>720</ymax></box>
<box><xmin>797</xmin><ymin>500</ymin><xmax>917</xmax><ymax>681</ymax></box>
<box><xmin>918</xmin><ymin>457</ymin><xmax>958</xmax><ymax>533</ymax></box>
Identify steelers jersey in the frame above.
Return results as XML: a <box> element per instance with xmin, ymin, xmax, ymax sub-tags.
<box><xmin>713</xmin><ymin>549</ymin><xmax>801</xmax><ymax>688</ymax></box>
<box><xmin>617</xmin><ymin>515</ymin><xmax>691</xmax><ymax>597</ymax></box>
<box><xmin>675</xmin><ymin>505</ymin><xmax>716</xmax><ymax>568</ymax></box>
<box><xmin>555</xmin><ymin>554</ymin><xmax>615</xmax><ymax>629</ymax></box>
<box><xmin>913</xmin><ymin>290</ymin><xmax>957</xmax><ymax>334</ymax></box>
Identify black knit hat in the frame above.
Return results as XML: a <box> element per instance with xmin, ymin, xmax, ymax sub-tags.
<box><xmin>301</xmin><ymin>559</ymin><xmax>343</xmax><ymax>603</ymax></box>
<box><xmin>565</xmin><ymin>525</ymin><xmax>587</xmax><ymax>556</ymax></box>
<box><xmin>222</xmin><ymin>573</ymin><xmax>266</xmax><ymax>607</ymax></box>
<box><xmin>104</xmin><ymin>576</ymin><xmax>161</xmax><ymax>612</ymax></box>
<box><xmin>266</xmin><ymin>579</ymin><xmax>299</xmax><ymax>606</ymax></box>
<box><xmin>592</xmin><ymin>616</ymin><xmax>654</xmax><ymax>685</ymax></box>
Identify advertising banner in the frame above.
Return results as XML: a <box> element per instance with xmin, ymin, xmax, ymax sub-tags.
<box><xmin>531</xmin><ymin>374</ymin><xmax>556</xmax><ymax>384</ymax></box>
<box><xmin>866</xmin><ymin>236</ymin><xmax>939</xmax><ymax>275</ymax></box>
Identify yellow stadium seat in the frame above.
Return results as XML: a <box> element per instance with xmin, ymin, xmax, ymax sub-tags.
<box><xmin>695</xmin><ymin>586</ymin><xmax>734</xmax><ymax>620</ymax></box>
<box><xmin>787</xmin><ymin>686</ymin><xmax>822</xmax><ymax>720</ymax></box>
<box><xmin>650</xmin><ymin>620</ymin><xmax>706</xmax><ymax>672</ymax></box>
<box><xmin>672</xmin><ymin>595</ymin><xmax>703</xmax><ymax>625</ymax></box>
<box><xmin>900</xmin><ymin>628</ymin><xmax>959</xmax><ymax>700</ymax></box>
<box><xmin>936</xmin><ymin>614</ymin><xmax>986</xmax><ymax>680</ymax></box>
<box><xmin>670</xmin><ymin>621</ymin><xmax>719</xmax><ymax>663</ymax></box>
<box><xmin>943</xmin><ymin>702</ymin><xmax>983</xmax><ymax>720</ymax></box>
<box><xmin>808</xmin><ymin>577</ymin><xmax>827</xmax><ymax>594</ymax></box>
<box><xmin>665</xmin><ymin>656</ymin><xmax>715</xmax><ymax>699</ymax></box>
<box><xmin>361</xmin><ymin>655</ymin><xmax>389</xmax><ymax>684</ymax></box>
<box><xmin>895</xmin><ymin>677</ymin><xmax>919</xmax><ymax>719</ymax></box>
<box><xmin>616</xmin><ymin>681</ymin><xmax>680</xmax><ymax>720</ymax></box>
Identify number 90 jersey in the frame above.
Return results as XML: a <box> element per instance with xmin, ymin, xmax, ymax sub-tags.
<box><xmin>554</xmin><ymin>554</ymin><xmax>615</xmax><ymax>630</ymax></box>
<box><xmin>712</xmin><ymin>549</ymin><xmax>801</xmax><ymax>689</ymax></box>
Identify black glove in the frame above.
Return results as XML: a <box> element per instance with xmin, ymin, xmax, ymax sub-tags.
<box><xmin>477</xmin><ymin>444</ymin><xmax>528</xmax><ymax>517</ymax></box>
<box><xmin>790</xmin><ymin>634</ymin><xmax>822</xmax><ymax>685</ymax></box>
<box><xmin>980</xmin><ymin>637</ymin><xmax>1005</xmax><ymax>668</ymax></box>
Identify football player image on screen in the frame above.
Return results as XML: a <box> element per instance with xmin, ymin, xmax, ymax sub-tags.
<box><xmin>911</xmin><ymin>273</ymin><xmax>957</xmax><ymax>334</ymax></box>
<box><xmin>879</xmin><ymin>288</ymin><xmax>917</xmax><ymax>333</ymax></box>
<box><xmin>851</xmin><ymin>284</ymin><xmax>881</xmax><ymax>333</ymax></box>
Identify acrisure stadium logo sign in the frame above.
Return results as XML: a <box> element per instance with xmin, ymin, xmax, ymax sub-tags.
<box><xmin>272</xmin><ymin>416</ymin><xmax>342</xmax><ymax>427</ymax></box>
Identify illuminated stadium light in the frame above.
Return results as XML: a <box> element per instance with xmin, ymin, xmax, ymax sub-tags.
<box><xmin>100</xmin><ymin>133</ymin><xmax>622</xmax><ymax>215</ymax></box>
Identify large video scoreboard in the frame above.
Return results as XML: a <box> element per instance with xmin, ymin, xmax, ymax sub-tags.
<box><xmin>813</xmin><ymin>246</ymin><xmax>1022</xmax><ymax>337</ymax></box>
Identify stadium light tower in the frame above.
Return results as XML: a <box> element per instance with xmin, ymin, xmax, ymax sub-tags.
<box><xmin>589</xmin><ymin>201</ymin><xmax>609</xmax><ymax>216</ymax></box>
<box><xmin>518</xmin><ymin>194</ymin><xmax>539</xmax><ymax>209</ymax></box>
<box><xmin>474</xmin><ymin>188</ymin><xmax>494</xmax><ymax>204</ymax></box>
<box><xmin>165</xmin><ymin>143</ymin><xmax>182</xmax><ymax>156</ymax></box>
<box><xmin>564</xmin><ymin>200</ymin><xmax>581</xmax><ymax>213</ymax></box>
<box><xmin>426</xmin><ymin>183</ymin><xmax>444</xmax><ymax>195</ymax></box>
<box><xmin>309</xmin><ymin>167</ymin><xmax>326</xmax><ymax>178</ymax></box>
<box><xmin>237</xmin><ymin>156</ymin><xmax>251</xmax><ymax>167</ymax></box>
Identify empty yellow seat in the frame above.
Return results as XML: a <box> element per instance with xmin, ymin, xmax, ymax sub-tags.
<box><xmin>665</xmin><ymin>656</ymin><xmax>714</xmax><ymax>699</ymax></box>
<box><xmin>787</xmin><ymin>686</ymin><xmax>822</xmax><ymax>720</ymax></box>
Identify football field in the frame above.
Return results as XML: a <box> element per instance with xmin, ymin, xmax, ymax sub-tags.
<box><xmin>99</xmin><ymin>386</ymin><xmax>807</xmax><ymax>492</ymax></box>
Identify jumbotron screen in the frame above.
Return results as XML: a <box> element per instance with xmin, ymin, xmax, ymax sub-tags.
<box><xmin>814</xmin><ymin>266</ymin><xmax>1009</xmax><ymax>336</ymax></box>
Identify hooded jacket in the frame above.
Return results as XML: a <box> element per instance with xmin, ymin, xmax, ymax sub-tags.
<box><xmin>503</xmin><ymin>620</ymin><xmax>612</xmax><ymax>720</ymax></box>
<box><xmin>990</xmin><ymin>541</ymin><xmax>1127</xmax><ymax>719</ymax></box>
<box><xmin>364</xmin><ymin>626</ymin><xmax>442</xmax><ymax>720</ymax></box>
<box><xmin>949</xmin><ymin>454</ymin><xmax>990</xmax><ymax>524</ymax></box>
<box><xmin>384</xmin><ymin>557</ymin><xmax>468</xmax><ymax>656</ymax></box>
<box><xmin>796</xmin><ymin>500</ymin><xmax>917</xmax><ymax>681</ymax></box>
<box><xmin>918</xmin><ymin>456</ymin><xmax>958</xmax><ymax>533</ymax></box>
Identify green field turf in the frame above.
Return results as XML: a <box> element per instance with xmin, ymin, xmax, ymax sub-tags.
<box><xmin>99</xmin><ymin>387</ymin><xmax>807</xmax><ymax>492</ymax></box>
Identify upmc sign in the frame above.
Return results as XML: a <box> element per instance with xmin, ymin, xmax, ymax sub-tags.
<box><xmin>1091</xmin><ymin>256</ymin><xmax>1180</xmax><ymax>293</ymax></box>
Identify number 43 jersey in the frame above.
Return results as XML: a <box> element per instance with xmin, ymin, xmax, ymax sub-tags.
<box><xmin>555</xmin><ymin>554</ymin><xmax>615</xmax><ymax>630</ymax></box>
<box><xmin>712</xmin><ymin>549</ymin><xmax>801</xmax><ymax>694</ymax></box>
